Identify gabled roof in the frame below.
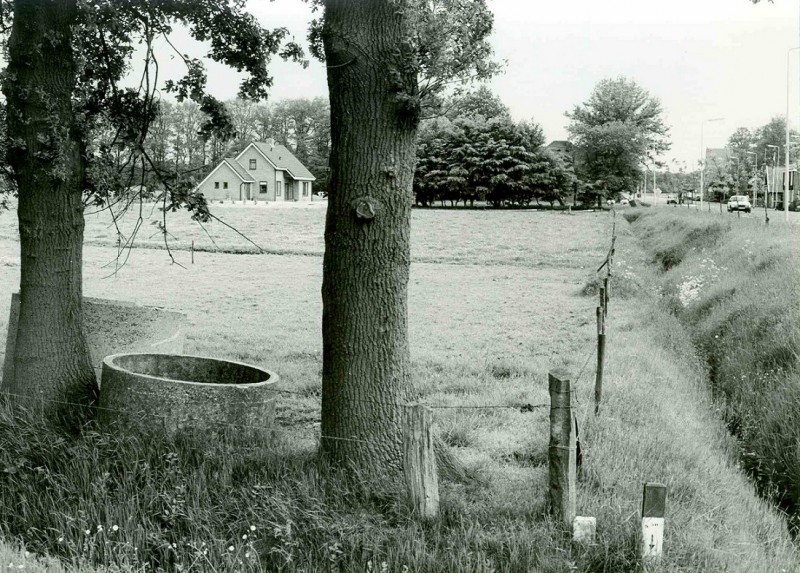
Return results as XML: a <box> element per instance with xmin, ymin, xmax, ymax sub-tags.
<box><xmin>546</xmin><ymin>140</ymin><xmax>573</xmax><ymax>152</ymax></box>
<box><xmin>194</xmin><ymin>157</ymin><xmax>254</xmax><ymax>190</ymax></box>
<box><xmin>222</xmin><ymin>158</ymin><xmax>255</xmax><ymax>183</ymax></box>
<box><xmin>245</xmin><ymin>141</ymin><xmax>316</xmax><ymax>180</ymax></box>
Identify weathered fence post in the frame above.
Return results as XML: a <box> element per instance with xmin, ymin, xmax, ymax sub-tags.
<box><xmin>115</xmin><ymin>236</ymin><xmax>121</xmax><ymax>275</ymax></box>
<box><xmin>594</xmin><ymin>306</ymin><xmax>606</xmax><ymax>415</ymax></box>
<box><xmin>549</xmin><ymin>370</ymin><xmax>576</xmax><ymax>528</ymax></box>
<box><xmin>641</xmin><ymin>482</ymin><xmax>667</xmax><ymax>562</ymax></box>
<box><xmin>403</xmin><ymin>404</ymin><xmax>439</xmax><ymax>520</ymax></box>
<box><xmin>598</xmin><ymin>285</ymin><xmax>606</xmax><ymax>315</ymax></box>
<box><xmin>191</xmin><ymin>240</ymin><xmax>195</xmax><ymax>265</ymax></box>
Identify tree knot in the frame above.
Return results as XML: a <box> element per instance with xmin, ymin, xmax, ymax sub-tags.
<box><xmin>352</xmin><ymin>196</ymin><xmax>381</xmax><ymax>221</ymax></box>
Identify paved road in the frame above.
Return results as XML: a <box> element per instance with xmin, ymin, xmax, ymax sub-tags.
<box><xmin>652</xmin><ymin>201</ymin><xmax>800</xmax><ymax>225</ymax></box>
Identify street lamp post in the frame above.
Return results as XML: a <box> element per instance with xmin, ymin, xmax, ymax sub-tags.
<box><xmin>766</xmin><ymin>144</ymin><xmax>779</xmax><ymax>208</ymax></box>
<box><xmin>652</xmin><ymin>159</ymin><xmax>657</xmax><ymax>206</ymax></box>
<box><xmin>785</xmin><ymin>47</ymin><xmax>800</xmax><ymax>222</ymax></box>
<box><xmin>746</xmin><ymin>150</ymin><xmax>758</xmax><ymax>208</ymax></box>
<box><xmin>700</xmin><ymin>117</ymin><xmax>725</xmax><ymax>212</ymax></box>
<box><xmin>728</xmin><ymin>155</ymin><xmax>742</xmax><ymax>214</ymax></box>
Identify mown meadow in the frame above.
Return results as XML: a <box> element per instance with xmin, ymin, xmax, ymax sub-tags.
<box><xmin>0</xmin><ymin>204</ymin><xmax>796</xmax><ymax>572</ymax></box>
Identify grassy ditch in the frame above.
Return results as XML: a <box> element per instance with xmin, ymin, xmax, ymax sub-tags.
<box><xmin>0</xmin><ymin>209</ymin><xmax>796</xmax><ymax>571</ymax></box>
<box><xmin>626</xmin><ymin>208</ymin><xmax>800</xmax><ymax>531</ymax></box>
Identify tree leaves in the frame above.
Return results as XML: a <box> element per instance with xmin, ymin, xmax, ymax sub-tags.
<box><xmin>567</xmin><ymin>77</ymin><xmax>670</xmax><ymax>198</ymax></box>
<box><xmin>415</xmin><ymin>90</ymin><xmax>569</xmax><ymax>207</ymax></box>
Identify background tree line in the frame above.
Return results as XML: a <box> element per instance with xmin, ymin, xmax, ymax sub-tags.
<box><xmin>414</xmin><ymin>87</ymin><xmax>575</xmax><ymax>208</ymax></box>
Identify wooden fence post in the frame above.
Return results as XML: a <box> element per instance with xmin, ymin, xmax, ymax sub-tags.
<box><xmin>641</xmin><ymin>482</ymin><xmax>667</xmax><ymax>562</ymax></box>
<box><xmin>594</xmin><ymin>306</ymin><xmax>606</xmax><ymax>415</ymax></box>
<box><xmin>191</xmin><ymin>240</ymin><xmax>195</xmax><ymax>265</ymax></box>
<box><xmin>403</xmin><ymin>404</ymin><xmax>439</xmax><ymax>520</ymax></box>
<box><xmin>115</xmin><ymin>236</ymin><xmax>121</xmax><ymax>275</ymax></box>
<box><xmin>598</xmin><ymin>284</ymin><xmax>606</xmax><ymax>315</ymax></box>
<box><xmin>549</xmin><ymin>370</ymin><xmax>576</xmax><ymax>528</ymax></box>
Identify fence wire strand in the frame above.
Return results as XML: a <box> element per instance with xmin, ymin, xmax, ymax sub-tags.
<box><xmin>1</xmin><ymin>209</ymin><xmax>620</xmax><ymax>468</ymax></box>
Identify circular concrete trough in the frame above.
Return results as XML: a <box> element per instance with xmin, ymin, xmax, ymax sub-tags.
<box><xmin>98</xmin><ymin>353</ymin><xmax>277</xmax><ymax>436</ymax></box>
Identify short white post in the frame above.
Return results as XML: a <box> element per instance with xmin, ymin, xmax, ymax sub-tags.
<box><xmin>641</xmin><ymin>482</ymin><xmax>666</xmax><ymax>562</ymax></box>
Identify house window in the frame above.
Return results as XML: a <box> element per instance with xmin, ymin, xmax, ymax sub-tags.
<box><xmin>249</xmin><ymin>159</ymin><xmax>257</xmax><ymax>170</ymax></box>
<box><xmin>214</xmin><ymin>182</ymin><xmax>219</xmax><ymax>189</ymax></box>
<box><xmin>276</xmin><ymin>181</ymin><xmax>282</xmax><ymax>197</ymax></box>
<box><xmin>302</xmin><ymin>182</ymin><xmax>309</xmax><ymax>196</ymax></box>
<box><xmin>259</xmin><ymin>182</ymin><xmax>268</xmax><ymax>194</ymax></box>
<box><xmin>223</xmin><ymin>182</ymin><xmax>228</xmax><ymax>189</ymax></box>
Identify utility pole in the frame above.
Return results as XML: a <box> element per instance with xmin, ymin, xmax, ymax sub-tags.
<box><xmin>747</xmin><ymin>150</ymin><xmax>758</xmax><ymax>208</ymax></box>
<box><xmin>785</xmin><ymin>47</ymin><xmax>800</xmax><ymax>221</ymax></box>
<box><xmin>700</xmin><ymin>118</ymin><xmax>725</xmax><ymax>212</ymax></box>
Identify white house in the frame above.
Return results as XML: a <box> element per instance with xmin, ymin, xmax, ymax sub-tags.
<box><xmin>195</xmin><ymin>140</ymin><xmax>316</xmax><ymax>202</ymax></box>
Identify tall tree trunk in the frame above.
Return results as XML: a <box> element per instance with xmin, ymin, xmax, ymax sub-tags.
<box><xmin>321</xmin><ymin>0</ymin><xmax>419</xmax><ymax>477</ymax></box>
<box><xmin>2</xmin><ymin>0</ymin><xmax>96</xmax><ymax>424</ymax></box>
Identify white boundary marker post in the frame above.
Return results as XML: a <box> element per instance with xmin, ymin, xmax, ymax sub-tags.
<box><xmin>641</xmin><ymin>482</ymin><xmax>666</xmax><ymax>562</ymax></box>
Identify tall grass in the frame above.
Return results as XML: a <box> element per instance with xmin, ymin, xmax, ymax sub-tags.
<box><xmin>628</xmin><ymin>208</ymin><xmax>800</xmax><ymax>531</ymax></box>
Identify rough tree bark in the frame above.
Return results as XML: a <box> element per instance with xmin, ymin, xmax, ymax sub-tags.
<box><xmin>320</xmin><ymin>0</ymin><xmax>419</xmax><ymax>477</ymax></box>
<box><xmin>1</xmin><ymin>0</ymin><xmax>97</xmax><ymax>423</ymax></box>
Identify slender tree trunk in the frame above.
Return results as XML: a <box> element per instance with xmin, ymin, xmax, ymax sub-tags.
<box><xmin>321</xmin><ymin>0</ymin><xmax>419</xmax><ymax>477</ymax></box>
<box><xmin>2</xmin><ymin>0</ymin><xmax>97</xmax><ymax>423</ymax></box>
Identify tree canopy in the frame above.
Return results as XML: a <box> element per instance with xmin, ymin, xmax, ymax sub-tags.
<box><xmin>414</xmin><ymin>89</ymin><xmax>574</xmax><ymax>208</ymax></box>
<box><xmin>566</xmin><ymin>76</ymin><xmax>670</xmax><ymax>200</ymax></box>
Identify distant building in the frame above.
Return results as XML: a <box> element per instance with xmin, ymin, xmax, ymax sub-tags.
<box><xmin>764</xmin><ymin>165</ymin><xmax>797</xmax><ymax>207</ymax></box>
<box><xmin>546</xmin><ymin>140</ymin><xmax>574</xmax><ymax>156</ymax></box>
<box><xmin>195</xmin><ymin>140</ymin><xmax>316</xmax><ymax>202</ymax></box>
<box><xmin>545</xmin><ymin>140</ymin><xmax>585</xmax><ymax>168</ymax></box>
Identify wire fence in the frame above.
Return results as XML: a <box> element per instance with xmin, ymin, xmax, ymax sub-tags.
<box><xmin>1</xmin><ymin>209</ymin><xmax>620</xmax><ymax>494</ymax></box>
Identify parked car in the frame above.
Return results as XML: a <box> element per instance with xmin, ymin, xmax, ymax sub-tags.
<box><xmin>727</xmin><ymin>195</ymin><xmax>752</xmax><ymax>213</ymax></box>
<box><xmin>618</xmin><ymin>199</ymin><xmax>630</xmax><ymax>206</ymax></box>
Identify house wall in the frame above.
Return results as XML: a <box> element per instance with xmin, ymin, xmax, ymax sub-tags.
<box><xmin>237</xmin><ymin>146</ymin><xmax>278</xmax><ymax>201</ymax></box>
<box><xmin>284</xmin><ymin>177</ymin><xmax>313</xmax><ymax>202</ymax></box>
<box><xmin>275</xmin><ymin>170</ymin><xmax>286</xmax><ymax>201</ymax></box>
<box><xmin>299</xmin><ymin>180</ymin><xmax>313</xmax><ymax>199</ymax></box>
<box><xmin>198</xmin><ymin>163</ymin><xmax>248</xmax><ymax>201</ymax></box>
<box><xmin>198</xmin><ymin>144</ymin><xmax>316</xmax><ymax>203</ymax></box>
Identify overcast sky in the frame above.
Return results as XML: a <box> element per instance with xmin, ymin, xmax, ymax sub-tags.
<box><xmin>166</xmin><ymin>0</ymin><xmax>799</xmax><ymax>170</ymax></box>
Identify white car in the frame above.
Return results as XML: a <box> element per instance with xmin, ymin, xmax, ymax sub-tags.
<box><xmin>727</xmin><ymin>195</ymin><xmax>752</xmax><ymax>213</ymax></box>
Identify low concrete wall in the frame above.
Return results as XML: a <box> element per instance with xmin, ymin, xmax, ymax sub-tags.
<box><xmin>2</xmin><ymin>294</ymin><xmax>186</xmax><ymax>386</ymax></box>
<box><xmin>99</xmin><ymin>353</ymin><xmax>277</xmax><ymax>436</ymax></box>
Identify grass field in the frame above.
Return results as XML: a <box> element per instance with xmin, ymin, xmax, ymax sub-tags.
<box><xmin>0</xmin><ymin>205</ymin><xmax>796</xmax><ymax>572</ymax></box>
